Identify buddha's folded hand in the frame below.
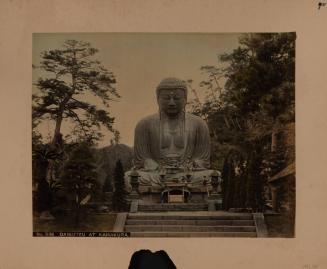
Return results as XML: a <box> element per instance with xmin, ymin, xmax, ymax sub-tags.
<box><xmin>144</xmin><ymin>158</ymin><xmax>159</xmax><ymax>171</ymax></box>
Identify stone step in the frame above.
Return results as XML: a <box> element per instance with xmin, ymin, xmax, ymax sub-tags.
<box><xmin>126</xmin><ymin>219</ymin><xmax>255</xmax><ymax>226</ymax></box>
<box><xmin>119</xmin><ymin>212</ymin><xmax>268</xmax><ymax>237</ymax></box>
<box><xmin>125</xmin><ymin>225</ymin><xmax>256</xmax><ymax>232</ymax></box>
<box><xmin>138</xmin><ymin>207</ymin><xmax>208</xmax><ymax>212</ymax></box>
<box><xmin>138</xmin><ymin>203</ymin><xmax>208</xmax><ymax>206</ymax></box>
<box><xmin>129</xmin><ymin>231</ymin><xmax>257</xmax><ymax>237</ymax></box>
<box><xmin>138</xmin><ymin>206</ymin><xmax>209</xmax><ymax>210</ymax></box>
<box><xmin>127</xmin><ymin>214</ymin><xmax>253</xmax><ymax>221</ymax></box>
<box><xmin>138</xmin><ymin>203</ymin><xmax>208</xmax><ymax>211</ymax></box>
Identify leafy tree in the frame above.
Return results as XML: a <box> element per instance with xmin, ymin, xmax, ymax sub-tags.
<box><xmin>219</xmin><ymin>33</ymin><xmax>295</xmax><ymax>139</ymax></box>
<box><xmin>191</xmin><ymin>33</ymin><xmax>295</xmax><ymax>146</ymax></box>
<box><xmin>60</xmin><ymin>142</ymin><xmax>98</xmax><ymax>226</ymax></box>
<box><xmin>112</xmin><ymin>160</ymin><xmax>128</xmax><ymax>212</ymax></box>
<box><xmin>189</xmin><ymin>33</ymin><xmax>295</xmax><ymax>211</ymax></box>
<box><xmin>33</xmin><ymin>40</ymin><xmax>120</xmax><ymax>183</ymax></box>
<box><xmin>32</xmin><ymin>139</ymin><xmax>64</xmax><ymax>213</ymax></box>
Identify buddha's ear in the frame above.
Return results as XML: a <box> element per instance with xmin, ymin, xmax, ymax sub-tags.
<box><xmin>156</xmin><ymin>91</ymin><xmax>162</xmax><ymax>106</ymax></box>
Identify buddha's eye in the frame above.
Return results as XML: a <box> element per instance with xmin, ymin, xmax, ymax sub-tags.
<box><xmin>159</xmin><ymin>93</ymin><xmax>183</xmax><ymax>102</ymax></box>
<box><xmin>159</xmin><ymin>94</ymin><xmax>169</xmax><ymax>100</ymax></box>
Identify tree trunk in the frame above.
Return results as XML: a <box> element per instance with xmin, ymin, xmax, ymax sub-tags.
<box><xmin>51</xmin><ymin>113</ymin><xmax>63</xmax><ymax>147</ymax></box>
<box><xmin>189</xmin><ymin>84</ymin><xmax>201</xmax><ymax>106</ymax></box>
<box><xmin>271</xmin><ymin>131</ymin><xmax>277</xmax><ymax>152</ymax></box>
<box><xmin>211</xmin><ymin>73</ymin><xmax>222</xmax><ymax>96</ymax></box>
<box><xmin>235</xmin><ymin>117</ymin><xmax>242</xmax><ymax>130</ymax></box>
<box><xmin>75</xmin><ymin>203</ymin><xmax>80</xmax><ymax>227</ymax></box>
<box><xmin>42</xmin><ymin>49</ymin><xmax>78</xmax><ymax>208</ymax></box>
<box><xmin>270</xmin><ymin>185</ymin><xmax>279</xmax><ymax>212</ymax></box>
<box><xmin>46</xmin><ymin>112</ymin><xmax>63</xmax><ymax>183</ymax></box>
<box><xmin>46</xmin><ymin>71</ymin><xmax>75</xmax><ymax>182</ymax></box>
<box><xmin>223</xmin><ymin>114</ymin><xmax>230</xmax><ymax>129</ymax></box>
<box><xmin>230</xmin><ymin>117</ymin><xmax>237</xmax><ymax>129</ymax></box>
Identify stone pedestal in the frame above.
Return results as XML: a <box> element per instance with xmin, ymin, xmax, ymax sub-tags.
<box><xmin>130</xmin><ymin>200</ymin><xmax>139</xmax><ymax>213</ymax></box>
<box><xmin>126</xmin><ymin>169</ymin><xmax>223</xmax><ymax>212</ymax></box>
<box><xmin>207</xmin><ymin>170</ymin><xmax>223</xmax><ymax>211</ymax></box>
<box><xmin>208</xmin><ymin>194</ymin><xmax>223</xmax><ymax>211</ymax></box>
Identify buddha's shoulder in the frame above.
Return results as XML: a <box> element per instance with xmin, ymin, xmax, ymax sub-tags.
<box><xmin>135</xmin><ymin>113</ymin><xmax>159</xmax><ymax>127</ymax></box>
<box><xmin>185</xmin><ymin>113</ymin><xmax>207</xmax><ymax>126</ymax></box>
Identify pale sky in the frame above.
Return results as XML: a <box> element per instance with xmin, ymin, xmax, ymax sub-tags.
<box><xmin>32</xmin><ymin>33</ymin><xmax>241</xmax><ymax>147</ymax></box>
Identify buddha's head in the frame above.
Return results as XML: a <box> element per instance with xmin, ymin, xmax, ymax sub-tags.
<box><xmin>156</xmin><ymin>77</ymin><xmax>187</xmax><ymax>118</ymax></box>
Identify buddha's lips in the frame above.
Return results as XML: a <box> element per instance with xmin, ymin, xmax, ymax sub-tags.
<box><xmin>166</xmin><ymin>108</ymin><xmax>178</xmax><ymax>113</ymax></box>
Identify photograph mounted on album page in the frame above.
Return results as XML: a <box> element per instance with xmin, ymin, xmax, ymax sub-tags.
<box><xmin>0</xmin><ymin>1</ymin><xmax>326</xmax><ymax>269</ymax></box>
<box><xmin>31</xmin><ymin>32</ymin><xmax>294</xmax><ymax>239</ymax></box>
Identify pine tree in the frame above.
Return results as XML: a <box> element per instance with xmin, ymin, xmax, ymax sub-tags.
<box><xmin>33</xmin><ymin>39</ymin><xmax>120</xmax><ymax>183</ymax></box>
<box><xmin>112</xmin><ymin>160</ymin><xmax>128</xmax><ymax>212</ymax></box>
<box><xmin>33</xmin><ymin>39</ymin><xmax>119</xmax><ymax>146</ymax></box>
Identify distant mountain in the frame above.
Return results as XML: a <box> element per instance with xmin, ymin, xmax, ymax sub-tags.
<box><xmin>93</xmin><ymin>143</ymin><xmax>134</xmax><ymax>188</ymax></box>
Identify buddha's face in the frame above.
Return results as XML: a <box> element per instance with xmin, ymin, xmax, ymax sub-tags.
<box><xmin>157</xmin><ymin>88</ymin><xmax>186</xmax><ymax>117</ymax></box>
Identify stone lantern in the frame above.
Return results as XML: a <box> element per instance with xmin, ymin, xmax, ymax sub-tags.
<box><xmin>208</xmin><ymin>170</ymin><xmax>222</xmax><ymax>210</ymax></box>
<box><xmin>129</xmin><ymin>169</ymin><xmax>140</xmax><ymax>199</ymax></box>
<box><xmin>210</xmin><ymin>170</ymin><xmax>221</xmax><ymax>195</ymax></box>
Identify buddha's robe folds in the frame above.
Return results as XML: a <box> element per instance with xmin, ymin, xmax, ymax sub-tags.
<box><xmin>125</xmin><ymin>113</ymin><xmax>214</xmax><ymax>191</ymax></box>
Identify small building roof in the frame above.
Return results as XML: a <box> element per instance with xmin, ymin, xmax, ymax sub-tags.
<box><xmin>269</xmin><ymin>162</ymin><xmax>295</xmax><ymax>182</ymax></box>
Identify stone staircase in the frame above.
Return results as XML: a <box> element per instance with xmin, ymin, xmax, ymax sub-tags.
<box><xmin>113</xmin><ymin>210</ymin><xmax>268</xmax><ymax>237</ymax></box>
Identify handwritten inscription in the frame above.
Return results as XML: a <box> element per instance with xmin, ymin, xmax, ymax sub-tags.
<box><xmin>318</xmin><ymin>2</ymin><xmax>326</xmax><ymax>9</ymax></box>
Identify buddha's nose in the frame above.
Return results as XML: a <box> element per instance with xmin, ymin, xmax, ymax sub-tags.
<box><xmin>168</xmin><ymin>97</ymin><xmax>176</xmax><ymax>106</ymax></box>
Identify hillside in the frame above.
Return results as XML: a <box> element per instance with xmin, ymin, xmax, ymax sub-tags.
<box><xmin>94</xmin><ymin>143</ymin><xmax>134</xmax><ymax>188</ymax></box>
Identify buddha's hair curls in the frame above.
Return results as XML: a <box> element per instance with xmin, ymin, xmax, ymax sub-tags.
<box><xmin>156</xmin><ymin>77</ymin><xmax>187</xmax><ymax>99</ymax></box>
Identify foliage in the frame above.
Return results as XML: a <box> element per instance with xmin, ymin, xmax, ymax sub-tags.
<box><xmin>112</xmin><ymin>160</ymin><xmax>128</xmax><ymax>212</ymax></box>
<box><xmin>60</xmin><ymin>142</ymin><xmax>98</xmax><ymax>225</ymax></box>
<box><xmin>219</xmin><ymin>33</ymin><xmax>295</xmax><ymax>137</ymax></box>
<box><xmin>103</xmin><ymin>174</ymin><xmax>113</xmax><ymax>192</ymax></box>
<box><xmin>33</xmin><ymin>39</ymin><xmax>120</xmax><ymax>145</ymax></box>
<box><xmin>34</xmin><ymin>177</ymin><xmax>52</xmax><ymax>213</ymax></box>
<box><xmin>188</xmin><ymin>33</ymin><xmax>296</xmax><ymax>211</ymax></box>
<box><xmin>32</xmin><ymin>139</ymin><xmax>64</xmax><ymax>212</ymax></box>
